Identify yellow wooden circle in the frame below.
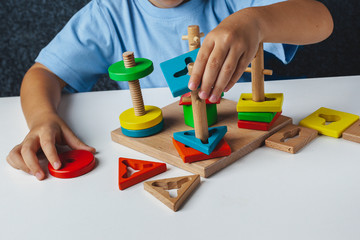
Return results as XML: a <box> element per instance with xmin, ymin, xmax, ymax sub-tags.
<box><xmin>120</xmin><ymin>105</ymin><xmax>163</xmax><ymax>130</ymax></box>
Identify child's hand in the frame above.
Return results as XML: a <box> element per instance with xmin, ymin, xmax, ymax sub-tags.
<box><xmin>188</xmin><ymin>9</ymin><xmax>262</xmax><ymax>103</ymax></box>
<box><xmin>6</xmin><ymin>113</ymin><xmax>95</xmax><ymax>180</ymax></box>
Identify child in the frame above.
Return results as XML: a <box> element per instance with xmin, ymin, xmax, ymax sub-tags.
<box><xmin>6</xmin><ymin>0</ymin><xmax>333</xmax><ymax>180</ymax></box>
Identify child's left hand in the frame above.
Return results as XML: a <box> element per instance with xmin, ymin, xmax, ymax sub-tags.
<box><xmin>188</xmin><ymin>9</ymin><xmax>262</xmax><ymax>103</ymax></box>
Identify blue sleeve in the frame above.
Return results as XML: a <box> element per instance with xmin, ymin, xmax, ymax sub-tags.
<box><xmin>35</xmin><ymin>0</ymin><xmax>114</xmax><ymax>92</ymax></box>
<box><xmin>225</xmin><ymin>0</ymin><xmax>298</xmax><ymax>64</ymax></box>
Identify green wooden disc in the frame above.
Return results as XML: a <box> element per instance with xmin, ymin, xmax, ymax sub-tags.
<box><xmin>108</xmin><ymin>58</ymin><xmax>153</xmax><ymax>81</ymax></box>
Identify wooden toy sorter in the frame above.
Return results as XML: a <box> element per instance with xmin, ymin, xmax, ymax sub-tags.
<box><xmin>110</xmin><ymin>25</ymin><xmax>293</xmax><ymax>177</ymax></box>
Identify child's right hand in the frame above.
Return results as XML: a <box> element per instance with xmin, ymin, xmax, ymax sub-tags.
<box><xmin>6</xmin><ymin>112</ymin><xmax>95</xmax><ymax>180</ymax></box>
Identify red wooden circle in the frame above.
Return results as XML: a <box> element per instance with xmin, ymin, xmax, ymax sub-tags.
<box><xmin>48</xmin><ymin>150</ymin><xmax>95</xmax><ymax>178</ymax></box>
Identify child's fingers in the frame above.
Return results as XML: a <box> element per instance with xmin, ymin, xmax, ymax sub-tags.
<box><xmin>209</xmin><ymin>48</ymin><xmax>241</xmax><ymax>102</ymax></box>
<box><xmin>224</xmin><ymin>56</ymin><xmax>249</xmax><ymax>92</ymax></box>
<box><xmin>62</xmin><ymin>127</ymin><xmax>96</xmax><ymax>153</ymax></box>
<box><xmin>6</xmin><ymin>145</ymin><xmax>32</xmax><ymax>174</ymax></box>
<box><xmin>39</xmin><ymin>133</ymin><xmax>61</xmax><ymax>170</ymax></box>
<box><xmin>200</xmin><ymin>44</ymin><xmax>229</xmax><ymax>100</ymax></box>
<box><xmin>21</xmin><ymin>138</ymin><xmax>45</xmax><ymax>180</ymax></box>
<box><xmin>188</xmin><ymin>42</ymin><xmax>214</xmax><ymax>91</ymax></box>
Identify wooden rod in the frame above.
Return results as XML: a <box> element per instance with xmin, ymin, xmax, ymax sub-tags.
<box><xmin>188</xmin><ymin>63</ymin><xmax>209</xmax><ymax>143</ymax></box>
<box><xmin>182</xmin><ymin>25</ymin><xmax>203</xmax><ymax>51</ymax></box>
<box><xmin>251</xmin><ymin>43</ymin><xmax>265</xmax><ymax>102</ymax></box>
<box><xmin>123</xmin><ymin>51</ymin><xmax>145</xmax><ymax>116</ymax></box>
<box><xmin>245</xmin><ymin>67</ymin><xmax>273</xmax><ymax>76</ymax></box>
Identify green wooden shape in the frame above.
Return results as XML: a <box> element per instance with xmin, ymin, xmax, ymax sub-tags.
<box><xmin>108</xmin><ymin>58</ymin><xmax>153</xmax><ymax>81</ymax></box>
<box><xmin>237</xmin><ymin>112</ymin><xmax>276</xmax><ymax>123</ymax></box>
<box><xmin>183</xmin><ymin>104</ymin><xmax>217</xmax><ymax>128</ymax></box>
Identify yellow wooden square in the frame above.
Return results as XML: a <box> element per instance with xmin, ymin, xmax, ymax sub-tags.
<box><xmin>299</xmin><ymin>107</ymin><xmax>359</xmax><ymax>138</ymax></box>
<box><xmin>236</xmin><ymin>93</ymin><xmax>283</xmax><ymax>112</ymax></box>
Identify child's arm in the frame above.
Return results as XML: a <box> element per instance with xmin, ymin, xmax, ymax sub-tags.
<box><xmin>6</xmin><ymin>63</ymin><xmax>96</xmax><ymax>180</ymax></box>
<box><xmin>189</xmin><ymin>0</ymin><xmax>333</xmax><ymax>102</ymax></box>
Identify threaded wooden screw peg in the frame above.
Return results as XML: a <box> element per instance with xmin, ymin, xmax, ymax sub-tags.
<box><xmin>123</xmin><ymin>51</ymin><xmax>146</xmax><ymax>116</ymax></box>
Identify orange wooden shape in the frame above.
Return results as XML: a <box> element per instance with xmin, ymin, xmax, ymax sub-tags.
<box><xmin>172</xmin><ymin>138</ymin><xmax>231</xmax><ymax>163</ymax></box>
<box><xmin>118</xmin><ymin>157</ymin><xmax>167</xmax><ymax>190</ymax></box>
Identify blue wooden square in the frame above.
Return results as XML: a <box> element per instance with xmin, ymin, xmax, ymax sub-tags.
<box><xmin>173</xmin><ymin>126</ymin><xmax>227</xmax><ymax>155</ymax></box>
<box><xmin>160</xmin><ymin>48</ymin><xmax>199</xmax><ymax>97</ymax></box>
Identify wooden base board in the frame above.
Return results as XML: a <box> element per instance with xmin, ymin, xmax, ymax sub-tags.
<box><xmin>111</xmin><ymin>99</ymin><xmax>292</xmax><ymax>177</ymax></box>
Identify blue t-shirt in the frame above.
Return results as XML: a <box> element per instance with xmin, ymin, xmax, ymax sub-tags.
<box><xmin>36</xmin><ymin>0</ymin><xmax>297</xmax><ymax>92</ymax></box>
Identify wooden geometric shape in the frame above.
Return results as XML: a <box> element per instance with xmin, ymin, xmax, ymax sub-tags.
<box><xmin>183</xmin><ymin>104</ymin><xmax>217</xmax><ymax>128</ymax></box>
<box><xmin>172</xmin><ymin>138</ymin><xmax>231</xmax><ymax>163</ymax></box>
<box><xmin>265</xmin><ymin>124</ymin><xmax>318</xmax><ymax>153</ymax></box>
<box><xmin>121</xmin><ymin>120</ymin><xmax>164</xmax><ymax>138</ymax></box>
<box><xmin>299</xmin><ymin>107</ymin><xmax>359</xmax><ymax>138</ymax></box>
<box><xmin>144</xmin><ymin>174</ymin><xmax>200</xmax><ymax>211</ymax></box>
<box><xmin>237</xmin><ymin>111</ymin><xmax>282</xmax><ymax>131</ymax></box>
<box><xmin>118</xmin><ymin>157</ymin><xmax>167</xmax><ymax>190</ymax></box>
<box><xmin>108</xmin><ymin>58</ymin><xmax>154</xmax><ymax>81</ymax></box>
<box><xmin>120</xmin><ymin>105</ymin><xmax>163</xmax><ymax>130</ymax></box>
<box><xmin>342</xmin><ymin>120</ymin><xmax>360</xmax><ymax>143</ymax></box>
<box><xmin>48</xmin><ymin>150</ymin><xmax>96</xmax><ymax>179</ymax></box>
<box><xmin>236</xmin><ymin>93</ymin><xmax>283</xmax><ymax>112</ymax></box>
<box><xmin>238</xmin><ymin>111</ymin><xmax>276</xmax><ymax>123</ymax></box>
<box><xmin>160</xmin><ymin>48</ymin><xmax>199</xmax><ymax>97</ymax></box>
<box><xmin>111</xmin><ymin>99</ymin><xmax>292</xmax><ymax>177</ymax></box>
<box><xmin>179</xmin><ymin>92</ymin><xmax>221</xmax><ymax>105</ymax></box>
<box><xmin>173</xmin><ymin>126</ymin><xmax>227</xmax><ymax>155</ymax></box>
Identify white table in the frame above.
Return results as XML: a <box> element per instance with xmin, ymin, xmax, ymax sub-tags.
<box><xmin>1</xmin><ymin>76</ymin><xmax>359</xmax><ymax>240</ymax></box>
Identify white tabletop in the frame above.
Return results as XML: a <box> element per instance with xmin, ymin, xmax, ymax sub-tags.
<box><xmin>1</xmin><ymin>76</ymin><xmax>359</xmax><ymax>240</ymax></box>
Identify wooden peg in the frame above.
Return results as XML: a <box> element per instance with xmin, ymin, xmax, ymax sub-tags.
<box><xmin>183</xmin><ymin>26</ymin><xmax>209</xmax><ymax>143</ymax></box>
<box><xmin>123</xmin><ymin>51</ymin><xmax>146</xmax><ymax>116</ymax></box>
<box><xmin>182</xmin><ymin>25</ymin><xmax>204</xmax><ymax>51</ymax></box>
<box><xmin>187</xmin><ymin>51</ymin><xmax>209</xmax><ymax>143</ymax></box>
<box><xmin>144</xmin><ymin>174</ymin><xmax>200</xmax><ymax>211</ymax></box>
<box><xmin>251</xmin><ymin>43</ymin><xmax>265</xmax><ymax>102</ymax></box>
<box><xmin>245</xmin><ymin>67</ymin><xmax>273</xmax><ymax>76</ymax></box>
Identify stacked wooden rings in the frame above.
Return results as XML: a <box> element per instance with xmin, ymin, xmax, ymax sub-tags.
<box><xmin>108</xmin><ymin>53</ymin><xmax>163</xmax><ymax>137</ymax></box>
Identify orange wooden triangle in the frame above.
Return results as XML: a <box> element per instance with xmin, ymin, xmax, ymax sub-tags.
<box><xmin>118</xmin><ymin>157</ymin><xmax>167</xmax><ymax>190</ymax></box>
<box><xmin>144</xmin><ymin>174</ymin><xmax>200</xmax><ymax>211</ymax></box>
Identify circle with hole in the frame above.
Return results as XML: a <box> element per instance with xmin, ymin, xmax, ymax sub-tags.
<box><xmin>48</xmin><ymin>150</ymin><xmax>95</xmax><ymax>179</ymax></box>
<box><xmin>120</xmin><ymin>105</ymin><xmax>163</xmax><ymax>130</ymax></box>
<box><xmin>121</xmin><ymin>119</ymin><xmax>164</xmax><ymax>137</ymax></box>
<box><xmin>108</xmin><ymin>58</ymin><xmax>153</xmax><ymax>81</ymax></box>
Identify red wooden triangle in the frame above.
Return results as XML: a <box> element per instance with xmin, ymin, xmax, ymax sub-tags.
<box><xmin>118</xmin><ymin>157</ymin><xmax>167</xmax><ymax>190</ymax></box>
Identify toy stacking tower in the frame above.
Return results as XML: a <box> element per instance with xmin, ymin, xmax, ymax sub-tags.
<box><xmin>108</xmin><ymin>52</ymin><xmax>163</xmax><ymax>137</ymax></box>
<box><xmin>236</xmin><ymin>43</ymin><xmax>284</xmax><ymax>131</ymax></box>
<box><xmin>160</xmin><ymin>25</ymin><xmax>231</xmax><ymax>163</ymax></box>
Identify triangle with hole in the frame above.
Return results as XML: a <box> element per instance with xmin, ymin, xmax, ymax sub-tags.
<box><xmin>173</xmin><ymin>126</ymin><xmax>227</xmax><ymax>155</ymax></box>
<box><xmin>118</xmin><ymin>157</ymin><xmax>167</xmax><ymax>190</ymax></box>
<box><xmin>144</xmin><ymin>174</ymin><xmax>200</xmax><ymax>211</ymax></box>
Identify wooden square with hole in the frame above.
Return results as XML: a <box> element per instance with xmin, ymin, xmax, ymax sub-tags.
<box><xmin>299</xmin><ymin>107</ymin><xmax>359</xmax><ymax>138</ymax></box>
<box><xmin>265</xmin><ymin>124</ymin><xmax>318</xmax><ymax>153</ymax></box>
<box><xmin>160</xmin><ymin>48</ymin><xmax>199</xmax><ymax>97</ymax></box>
<box><xmin>236</xmin><ymin>93</ymin><xmax>283</xmax><ymax>112</ymax></box>
<box><xmin>172</xmin><ymin>138</ymin><xmax>231</xmax><ymax>163</ymax></box>
<box><xmin>342</xmin><ymin>120</ymin><xmax>360</xmax><ymax>143</ymax></box>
